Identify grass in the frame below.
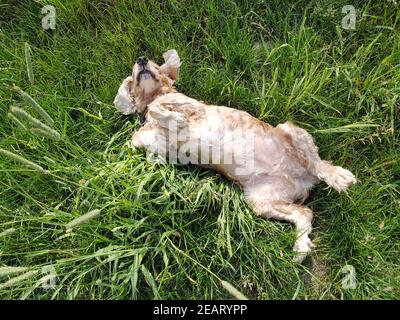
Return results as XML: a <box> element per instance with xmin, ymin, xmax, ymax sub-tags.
<box><xmin>0</xmin><ymin>0</ymin><xmax>399</xmax><ymax>300</ymax></box>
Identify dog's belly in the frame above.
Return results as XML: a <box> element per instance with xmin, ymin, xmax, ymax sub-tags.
<box><xmin>139</xmin><ymin>93</ymin><xmax>316</xmax><ymax>199</ymax></box>
<box><xmin>178</xmin><ymin>115</ymin><xmax>310</xmax><ymax>187</ymax></box>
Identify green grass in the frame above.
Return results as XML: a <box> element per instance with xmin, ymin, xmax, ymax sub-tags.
<box><xmin>0</xmin><ymin>0</ymin><xmax>399</xmax><ymax>299</ymax></box>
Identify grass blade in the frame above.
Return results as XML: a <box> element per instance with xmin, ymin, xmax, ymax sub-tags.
<box><xmin>10</xmin><ymin>106</ymin><xmax>59</xmax><ymax>139</ymax></box>
<box><xmin>141</xmin><ymin>265</ymin><xmax>161</xmax><ymax>300</ymax></box>
<box><xmin>314</xmin><ymin>123</ymin><xmax>380</xmax><ymax>134</ymax></box>
<box><xmin>7</xmin><ymin>113</ymin><xmax>27</xmax><ymax>131</ymax></box>
<box><xmin>24</xmin><ymin>42</ymin><xmax>34</xmax><ymax>84</ymax></box>
<box><xmin>65</xmin><ymin>209</ymin><xmax>101</xmax><ymax>232</ymax></box>
<box><xmin>30</xmin><ymin>128</ymin><xmax>60</xmax><ymax>140</ymax></box>
<box><xmin>220</xmin><ymin>280</ymin><xmax>248</xmax><ymax>300</ymax></box>
<box><xmin>131</xmin><ymin>252</ymin><xmax>144</xmax><ymax>300</ymax></box>
<box><xmin>0</xmin><ymin>266</ymin><xmax>28</xmax><ymax>277</ymax></box>
<box><xmin>13</xmin><ymin>85</ymin><xmax>54</xmax><ymax>125</ymax></box>
<box><xmin>0</xmin><ymin>270</ymin><xmax>39</xmax><ymax>289</ymax></box>
<box><xmin>0</xmin><ymin>228</ymin><xmax>16</xmax><ymax>238</ymax></box>
<box><xmin>0</xmin><ymin>148</ymin><xmax>45</xmax><ymax>173</ymax></box>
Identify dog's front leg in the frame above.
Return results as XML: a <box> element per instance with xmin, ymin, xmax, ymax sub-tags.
<box><xmin>148</xmin><ymin>103</ymin><xmax>188</xmax><ymax>130</ymax></box>
<box><xmin>132</xmin><ymin>123</ymin><xmax>168</xmax><ymax>158</ymax></box>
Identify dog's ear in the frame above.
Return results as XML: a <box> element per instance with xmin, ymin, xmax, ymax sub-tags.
<box><xmin>113</xmin><ymin>76</ymin><xmax>137</xmax><ymax>115</ymax></box>
<box><xmin>160</xmin><ymin>49</ymin><xmax>181</xmax><ymax>82</ymax></box>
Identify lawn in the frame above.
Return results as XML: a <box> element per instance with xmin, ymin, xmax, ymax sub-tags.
<box><xmin>0</xmin><ymin>0</ymin><xmax>399</xmax><ymax>299</ymax></box>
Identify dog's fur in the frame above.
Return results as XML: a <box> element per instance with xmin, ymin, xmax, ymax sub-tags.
<box><xmin>114</xmin><ymin>50</ymin><xmax>357</xmax><ymax>263</ymax></box>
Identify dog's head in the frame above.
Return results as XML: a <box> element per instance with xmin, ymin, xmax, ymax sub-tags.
<box><xmin>130</xmin><ymin>49</ymin><xmax>181</xmax><ymax>112</ymax></box>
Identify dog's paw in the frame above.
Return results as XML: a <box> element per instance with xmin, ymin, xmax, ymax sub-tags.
<box><xmin>293</xmin><ymin>237</ymin><xmax>314</xmax><ymax>264</ymax></box>
<box><xmin>317</xmin><ymin>162</ymin><xmax>357</xmax><ymax>193</ymax></box>
<box><xmin>328</xmin><ymin>166</ymin><xmax>357</xmax><ymax>193</ymax></box>
<box><xmin>163</xmin><ymin>49</ymin><xmax>181</xmax><ymax>68</ymax></box>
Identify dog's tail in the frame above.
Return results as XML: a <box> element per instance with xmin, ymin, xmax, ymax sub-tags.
<box><xmin>315</xmin><ymin>160</ymin><xmax>357</xmax><ymax>193</ymax></box>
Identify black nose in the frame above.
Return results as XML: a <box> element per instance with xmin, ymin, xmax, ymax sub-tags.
<box><xmin>136</xmin><ymin>56</ymin><xmax>148</xmax><ymax>66</ymax></box>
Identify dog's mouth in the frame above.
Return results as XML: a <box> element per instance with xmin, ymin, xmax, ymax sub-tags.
<box><xmin>137</xmin><ymin>67</ymin><xmax>154</xmax><ymax>81</ymax></box>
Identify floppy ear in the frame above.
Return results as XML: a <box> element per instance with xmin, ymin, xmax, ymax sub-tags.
<box><xmin>160</xmin><ymin>49</ymin><xmax>181</xmax><ymax>83</ymax></box>
<box><xmin>113</xmin><ymin>76</ymin><xmax>137</xmax><ymax>115</ymax></box>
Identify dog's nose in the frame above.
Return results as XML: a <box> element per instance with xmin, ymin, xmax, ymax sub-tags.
<box><xmin>136</xmin><ymin>56</ymin><xmax>148</xmax><ymax>66</ymax></box>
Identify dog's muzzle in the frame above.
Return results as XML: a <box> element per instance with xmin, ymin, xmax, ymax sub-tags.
<box><xmin>136</xmin><ymin>56</ymin><xmax>148</xmax><ymax>66</ymax></box>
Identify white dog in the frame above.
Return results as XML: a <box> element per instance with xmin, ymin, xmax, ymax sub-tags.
<box><xmin>114</xmin><ymin>50</ymin><xmax>357</xmax><ymax>262</ymax></box>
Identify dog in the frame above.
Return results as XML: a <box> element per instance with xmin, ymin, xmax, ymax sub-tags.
<box><xmin>113</xmin><ymin>50</ymin><xmax>357</xmax><ymax>263</ymax></box>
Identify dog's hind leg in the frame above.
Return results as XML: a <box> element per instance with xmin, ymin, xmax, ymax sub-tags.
<box><xmin>314</xmin><ymin>160</ymin><xmax>357</xmax><ymax>193</ymax></box>
<box><xmin>254</xmin><ymin>201</ymin><xmax>314</xmax><ymax>263</ymax></box>
<box><xmin>245</xmin><ymin>186</ymin><xmax>314</xmax><ymax>263</ymax></box>
<box><xmin>276</xmin><ymin>122</ymin><xmax>357</xmax><ymax>192</ymax></box>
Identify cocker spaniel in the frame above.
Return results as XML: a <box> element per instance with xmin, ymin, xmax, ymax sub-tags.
<box><xmin>114</xmin><ymin>50</ymin><xmax>357</xmax><ymax>263</ymax></box>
